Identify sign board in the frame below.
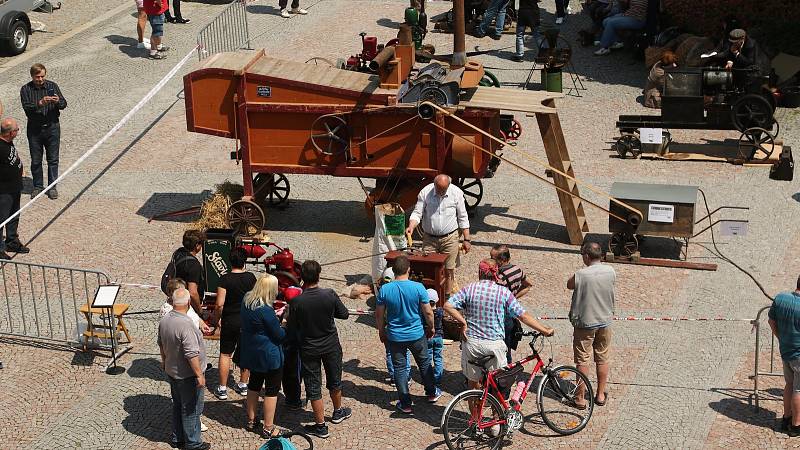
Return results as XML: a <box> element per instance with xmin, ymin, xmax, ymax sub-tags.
<box><xmin>647</xmin><ymin>203</ymin><xmax>675</xmax><ymax>223</ymax></box>
<box><xmin>640</xmin><ymin>128</ymin><xmax>663</xmax><ymax>144</ymax></box>
<box><xmin>92</xmin><ymin>285</ymin><xmax>120</xmax><ymax>308</ymax></box>
<box><xmin>256</xmin><ymin>86</ymin><xmax>271</xmax><ymax>97</ymax></box>
<box><xmin>720</xmin><ymin>220</ymin><xmax>748</xmax><ymax>236</ymax></box>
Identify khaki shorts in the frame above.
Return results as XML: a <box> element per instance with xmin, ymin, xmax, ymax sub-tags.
<box><xmin>422</xmin><ymin>230</ymin><xmax>460</xmax><ymax>270</ymax></box>
<box><xmin>783</xmin><ymin>359</ymin><xmax>800</xmax><ymax>393</ymax></box>
<box><xmin>573</xmin><ymin>327</ymin><xmax>612</xmax><ymax>365</ymax></box>
<box><xmin>461</xmin><ymin>337</ymin><xmax>507</xmax><ymax>382</ymax></box>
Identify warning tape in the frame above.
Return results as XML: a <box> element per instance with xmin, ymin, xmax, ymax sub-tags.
<box><xmin>347</xmin><ymin>309</ymin><xmax>751</xmax><ymax>322</ymax></box>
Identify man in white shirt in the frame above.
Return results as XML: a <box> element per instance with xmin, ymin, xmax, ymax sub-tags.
<box><xmin>406</xmin><ymin>174</ymin><xmax>471</xmax><ymax>294</ymax></box>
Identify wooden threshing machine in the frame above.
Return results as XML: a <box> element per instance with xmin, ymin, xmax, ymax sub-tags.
<box><xmin>182</xmin><ymin>6</ymin><xmax>598</xmax><ymax>247</ymax></box>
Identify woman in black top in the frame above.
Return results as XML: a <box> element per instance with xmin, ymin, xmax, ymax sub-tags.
<box><xmin>211</xmin><ymin>248</ymin><xmax>257</xmax><ymax>400</ymax></box>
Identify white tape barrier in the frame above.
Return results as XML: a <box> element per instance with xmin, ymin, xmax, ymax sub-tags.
<box><xmin>0</xmin><ymin>47</ymin><xmax>199</xmax><ymax>230</ymax></box>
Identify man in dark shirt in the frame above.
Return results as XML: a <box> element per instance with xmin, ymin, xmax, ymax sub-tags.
<box><xmin>0</xmin><ymin>118</ymin><xmax>30</xmax><ymax>259</ymax></box>
<box><xmin>287</xmin><ymin>260</ymin><xmax>351</xmax><ymax>438</ymax></box>
<box><xmin>20</xmin><ymin>63</ymin><xmax>67</xmax><ymax>200</ymax></box>
<box><xmin>173</xmin><ymin>230</ymin><xmax>206</xmax><ymax>316</ymax></box>
<box><xmin>491</xmin><ymin>244</ymin><xmax>532</xmax><ymax>363</ymax></box>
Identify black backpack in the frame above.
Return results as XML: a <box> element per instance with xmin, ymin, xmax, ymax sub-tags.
<box><xmin>160</xmin><ymin>250</ymin><xmax>197</xmax><ymax>296</ymax></box>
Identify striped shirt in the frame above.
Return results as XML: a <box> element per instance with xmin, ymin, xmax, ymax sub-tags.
<box><xmin>447</xmin><ymin>280</ymin><xmax>525</xmax><ymax>341</ymax></box>
<box><xmin>623</xmin><ymin>0</ymin><xmax>648</xmax><ymax>22</ymax></box>
<box><xmin>20</xmin><ymin>80</ymin><xmax>67</xmax><ymax>126</ymax></box>
<box><xmin>496</xmin><ymin>263</ymin><xmax>527</xmax><ymax>296</ymax></box>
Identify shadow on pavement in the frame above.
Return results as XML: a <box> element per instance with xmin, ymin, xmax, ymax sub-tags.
<box><xmin>708</xmin><ymin>397</ymin><xmax>778</xmax><ymax>430</ymax></box>
<box><xmin>127</xmin><ymin>357</ymin><xmax>165</xmax><ymax>381</ymax></box>
<box><xmin>203</xmin><ymin>398</ymin><xmax>248</xmax><ymax>428</ymax></box>
<box><xmin>122</xmin><ymin>393</ymin><xmax>172</xmax><ymax>442</ymax></box>
<box><xmin>105</xmin><ymin>35</ymin><xmax>147</xmax><ymax>59</ymax></box>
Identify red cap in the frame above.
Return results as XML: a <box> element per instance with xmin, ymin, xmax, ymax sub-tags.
<box><xmin>284</xmin><ymin>286</ymin><xmax>303</xmax><ymax>301</ymax></box>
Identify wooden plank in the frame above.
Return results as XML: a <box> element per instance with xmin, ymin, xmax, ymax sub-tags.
<box><xmin>535</xmin><ymin>102</ymin><xmax>586</xmax><ymax>245</ymax></box>
<box><xmin>603</xmin><ymin>255</ymin><xmax>717</xmax><ymax>271</ymax></box>
<box><xmin>460</xmin><ymin>87</ymin><xmax>562</xmax><ymax>114</ymax></box>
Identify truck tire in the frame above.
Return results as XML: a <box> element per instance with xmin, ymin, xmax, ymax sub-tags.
<box><xmin>3</xmin><ymin>20</ymin><xmax>29</xmax><ymax>56</ymax></box>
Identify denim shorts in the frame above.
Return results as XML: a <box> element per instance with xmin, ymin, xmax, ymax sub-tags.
<box><xmin>148</xmin><ymin>13</ymin><xmax>165</xmax><ymax>37</ymax></box>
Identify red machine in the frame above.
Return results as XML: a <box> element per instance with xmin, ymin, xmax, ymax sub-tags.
<box><xmin>238</xmin><ymin>240</ymin><xmax>302</xmax><ymax>300</ymax></box>
<box><xmin>343</xmin><ymin>32</ymin><xmax>399</xmax><ymax>72</ymax></box>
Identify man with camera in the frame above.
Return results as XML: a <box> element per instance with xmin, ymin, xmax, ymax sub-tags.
<box><xmin>20</xmin><ymin>63</ymin><xmax>67</xmax><ymax>200</ymax></box>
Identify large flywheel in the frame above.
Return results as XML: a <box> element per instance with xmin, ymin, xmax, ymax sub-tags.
<box><xmin>453</xmin><ymin>178</ymin><xmax>484</xmax><ymax>210</ymax></box>
<box><xmin>226</xmin><ymin>199</ymin><xmax>265</xmax><ymax>238</ymax></box>
<box><xmin>311</xmin><ymin>115</ymin><xmax>350</xmax><ymax>156</ymax></box>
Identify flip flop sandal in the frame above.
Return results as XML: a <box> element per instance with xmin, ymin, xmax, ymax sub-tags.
<box><xmin>595</xmin><ymin>392</ymin><xmax>608</xmax><ymax>406</ymax></box>
<box><xmin>262</xmin><ymin>425</ymin><xmax>283</xmax><ymax>439</ymax></box>
<box><xmin>569</xmin><ymin>399</ymin><xmax>588</xmax><ymax>410</ymax></box>
<box><xmin>245</xmin><ymin>419</ymin><xmax>261</xmax><ymax>432</ymax></box>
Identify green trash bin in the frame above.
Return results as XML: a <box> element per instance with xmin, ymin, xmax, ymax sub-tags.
<box><xmin>542</xmin><ymin>68</ymin><xmax>563</xmax><ymax>93</ymax></box>
<box><xmin>203</xmin><ymin>228</ymin><xmax>235</xmax><ymax>295</ymax></box>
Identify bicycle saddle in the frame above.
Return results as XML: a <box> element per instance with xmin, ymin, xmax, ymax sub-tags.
<box><xmin>468</xmin><ymin>355</ymin><xmax>495</xmax><ymax>367</ymax></box>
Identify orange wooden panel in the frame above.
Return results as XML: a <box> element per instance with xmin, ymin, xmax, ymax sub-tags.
<box><xmin>184</xmin><ymin>70</ymin><xmax>237</xmax><ymax>136</ymax></box>
<box><xmin>243</xmin><ymin>76</ymin><xmax>388</xmax><ymax>107</ymax></box>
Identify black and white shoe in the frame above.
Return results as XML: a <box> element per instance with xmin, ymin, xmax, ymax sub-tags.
<box><xmin>304</xmin><ymin>422</ymin><xmax>330</xmax><ymax>439</ymax></box>
<box><xmin>331</xmin><ymin>407</ymin><xmax>352</xmax><ymax>424</ymax></box>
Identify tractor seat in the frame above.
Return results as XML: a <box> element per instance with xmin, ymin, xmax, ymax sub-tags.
<box><xmin>468</xmin><ymin>355</ymin><xmax>495</xmax><ymax>368</ymax></box>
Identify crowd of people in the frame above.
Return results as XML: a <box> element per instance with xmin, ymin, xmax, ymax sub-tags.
<box><xmin>158</xmin><ymin>206</ymin><xmax>618</xmax><ymax>448</ymax></box>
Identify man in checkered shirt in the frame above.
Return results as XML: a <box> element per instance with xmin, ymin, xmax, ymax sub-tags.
<box><xmin>444</xmin><ymin>259</ymin><xmax>554</xmax><ymax>389</ymax></box>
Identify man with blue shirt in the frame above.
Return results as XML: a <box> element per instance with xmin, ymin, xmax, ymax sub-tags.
<box><xmin>769</xmin><ymin>276</ymin><xmax>800</xmax><ymax>436</ymax></box>
<box><xmin>375</xmin><ymin>254</ymin><xmax>438</xmax><ymax>413</ymax></box>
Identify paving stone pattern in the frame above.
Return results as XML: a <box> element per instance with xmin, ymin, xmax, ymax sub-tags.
<box><xmin>0</xmin><ymin>0</ymin><xmax>798</xmax><ymax>449</ymax></box>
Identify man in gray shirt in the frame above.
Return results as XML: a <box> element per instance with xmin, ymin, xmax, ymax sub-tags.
<box><xmin>158</xmin><ymin>288</ymin><xmax>210</xmax><ymax>450</ymax></box>
<box><xmin>567</xmin><ymin>241</ymin><xmax>615</xmax><ymax>408</ymax></box>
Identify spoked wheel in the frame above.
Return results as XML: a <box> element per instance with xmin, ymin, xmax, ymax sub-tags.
<box><xmin>226</xmin><ymin>199</ymin><xmax>265</xmax><ymax>238</ymax></box>
<box><xmin>310</xmin><ymin>115</ymin><xmax>349</xmax><ymax>156</ymax></box>
<box><xmin>253</xmin><ymin>173</ymin><xmax>290</xmax><ymax>207</ymax></box>
<box><xmin>614</xmin><ymin>134</ymin><xmax>641</xmax><ymax>159</ymax></box>
<box><xmin>608</xmin><ymin>232</ymin><xmax>638</xmax><ymax>257</ymax></box>
<box><xmin>737</xmin><ymin>127</ymin><xmax>776</xmax><ymax>162</ymax></box>
<box><xmin>442</xmin><ymin>389</ymin><xmax>507</xmax><ymax>450</ymax></box>
<box><xmin>731</xmin><ymin>94</ymin><xmax>774</xmax><ymax>131</ymax></box>
<box><xmin>537</xmin><ymin>365</ymin><xmax>594</xmax><ymax>435</ymax></box>
<box><xmin>453</xmin><ymin>178</ymin><xmax>484</xmax><ymax>210</ymax></box>
<box><xmin>505</xmin><ymin>119</ymin><xmax>522</xmax><ymax>140</ymax></box>
<box><xmin>305</xmin><ymin>57</ymin><xmax>335</xmax><ymax>67</ymax></box>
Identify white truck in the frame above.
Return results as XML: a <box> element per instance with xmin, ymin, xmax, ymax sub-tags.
<box><xmin>0</xmin><ymin>0</ymin><xmax>60</xmax><ymax>56</ymax></box>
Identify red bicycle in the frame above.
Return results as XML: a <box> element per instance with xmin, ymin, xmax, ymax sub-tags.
<box><xmin>441</xmin><ymin>331</ymin><xmax>594</xmax><ymax>449</ymax></box>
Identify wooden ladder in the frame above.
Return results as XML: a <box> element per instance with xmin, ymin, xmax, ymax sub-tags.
<box><xmin>535</xmin><ymin>99</ymin><xmax>588</xmax><ymax>245</ymax></box>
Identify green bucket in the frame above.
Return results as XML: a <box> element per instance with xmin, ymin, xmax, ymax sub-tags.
<box><xmin>542</xmin><ymin>68</ymin><xmax>563</xmax><ymax>93</ymax></box>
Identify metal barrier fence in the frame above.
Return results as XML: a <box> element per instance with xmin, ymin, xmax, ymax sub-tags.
<box><xmin>0</xmin><ymin>260</ymin><xmax>110</xmax><ymax>343</ymax></box>
<box><xmin>197</xmin><ymin>0</ymin><xmax>252</xmax><ymax>61</ymax></box>
<box><xmin>751</xmin><ymin>305</ymin><xmax>783</xmax><ymax>408</ymax></box>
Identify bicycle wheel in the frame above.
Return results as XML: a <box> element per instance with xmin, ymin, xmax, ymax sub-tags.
<box><xmin>442</xmin><ymin>389</ymin><xmax>507</xmax><ymax>450</ymax></box>
<box><xmin>536</xmin><ymin>365</ymin><xmax>594</xmax><ymax>435</ymax></box>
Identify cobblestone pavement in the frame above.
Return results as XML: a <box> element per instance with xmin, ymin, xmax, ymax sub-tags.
<box><xmin>0</xmin><ymin>0</ymin><xmax>799</xmax><ymax>448</ymax></box>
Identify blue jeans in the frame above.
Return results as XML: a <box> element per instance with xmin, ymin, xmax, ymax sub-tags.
<box><xmin>427</xmin><ymin>336</ymin><xmax>444</xmax><ymax>388</ymax></box>
<box><xmin>477</xmin><ymin>0</ymin><xmax>510</xmax><ymax>36</ymax></box>
<box><xmin>389</xmin><ymin>336</ymin><xmax>436</xmax><ymax>407</ymax></box>
<box><xmin>386</xmin><ymin>344</ymin><xmax>410</xmax><ymax>381</ymax></box>
<box><xmin>167</xmin><ymin>375</ymin><xmax>205</xmax><ymax>449</ymax></box>
<box><xmin>27</xmin><ymin>123</ymin><xmax>60</xmax><ymax>190</ymax></box>
<box><xmin>599</xmin><ymin>14</ymin><xmax>645</xmax><ymax>49</ymax></box>
<box><xmin>515</xmin><ymin>24</ymin><xmax>540</xmax><ymax>58</ymax></box>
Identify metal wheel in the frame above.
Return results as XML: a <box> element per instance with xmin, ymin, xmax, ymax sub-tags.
<box><xmin>731</xmin><ymin>94</ymin><xmax>774</xmax><ymax>131</ymax></box>
<box><xmin>453</xmin><ymin>178</ymin><xmax>484</xmax><ymax>210</ymax></box>
<box><xmin>608</xmin><ymin>232</ymin><xmax>638</xmax><ymax>257</ymax></box>
<box><xmin>3</xmin><ymin>21</ymin><xmax>29</xmax><ymax>56</ymax></box>
<box><xmin>253</xmin><ymin>173</ymin><xmax>290</xmax><ymax>207</ymax></box>
<box><xmin>614</xmin><ymin>134</ymin><xmax>642</xmax><ymax>159</ymax></box>
<box><xmin>737</xmin><ymin>127</ymin><xmax>776</xmax><ymax>162</ymax></box>
<box><xmin>304</xmin><ymin>57</ymin><xmax>335</xmax><ymax>67</ymax></box>
<box><xmin>441</xmin><ymin>389</ymin><xmax>507</xmax><ymax>450</ymax></box>
<box><xmin>537</xmin><ymin>365</ymin><xmax>594</xmax><ymax>435</ymax></box>
<box><xmin>226</xmin><ymin>199</ymin><xmax>265</xmax><ymax>238</ymax></box>
<box><xmin>310</xmin><ymin>114</ymin><xmax>349</xmax><ymax>156</ymax></box>
<box><xmin>385</xmin><ymin>38</ymin><xmax>400</xmax><ymax>47</ymax></box>
<box><xmin>479</xmin><ymin>70</ymin><xmax>501</xmax><ymax>87</ymax></box>
<box><xmin>420</xmin><ymin>86</ymin><xmax>449</xmax><ymax>106</ymax></box>
<box><xmin>506</xmin><ymin>119</ymin><xmax>522</xmax><ymax>140</ymax></box>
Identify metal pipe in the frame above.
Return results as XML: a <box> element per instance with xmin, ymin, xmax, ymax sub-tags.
<box><xmin>369</xmin><ymin>46</ymin><xmax>396</xmax><ymax>72</ymax></box>
<box><xmin>2</xmin><ymin>264</ymin><xmax>11</xmax><ymax>333</ymax></box>
<box><xmin>452</xmin><ymin>0</ymin><xmax>466</xmax><ymax>67</ymax></box>
<box><xmin>28</xmin><ymin>265</ymin><xmax>40</xmax><ymax>337</ymax></box>
<box><xmin>43</xmin><ymin>266</ymin><xmax>53</xmax><ymax>338</ymax></box>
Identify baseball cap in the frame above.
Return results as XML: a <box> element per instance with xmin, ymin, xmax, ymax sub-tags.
<box><xmin>427</xmin><ymin>288</ymin><xmax>439</xmax><ymax>304</ymax></box>
<box><xmin>382</xmin><ymin>267</ymin><xmax>395</xmax><ymax>284</ymax></box>
<box><xmin>728</xmin><ymin>29</ymin><xmax>746</xmax><ymax>42</ymax></box>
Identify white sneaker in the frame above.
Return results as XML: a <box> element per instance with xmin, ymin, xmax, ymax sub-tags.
<box><xmin>136</xmin><ymin>42</ymin><xmax>150</xmax><ymax>49</ymax></box>
<box><xmin>555</xmin><ymin>17</ymin><xmax>564</xmax><ymax>25</ymax></box>
<box><xmin>280</xmin><ymin>8</ymin><xmax>290</xmax><ymax>18</ymax></box>
<box><xmin>594</xmin><ymin>47</ymin><xmax>611</xmax><ymax>56</ymax></box>
<box><xmin>593</xmin><ymin>40</ymin><xmax>601</xmax><ymax>46</ymax></box>
<box><xmin>610</xmin><ymin>41</ymin><xmax>625</xmax><ymax>49</ymax></box>
<box><xmin>291</xmin><ymin>8</ymin><xmax>308</xmax><ymax>14</ymax></box>
<box><xmin>200</xmin><ymin>422</ymin><xmax>208</xmax><ymax>432</ymax></box>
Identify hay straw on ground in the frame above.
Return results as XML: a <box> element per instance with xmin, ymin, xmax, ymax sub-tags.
<box><xmin>186</xmin><ymin>180</ymin><xmax>245</xmax><ymax>231</ymax></box>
